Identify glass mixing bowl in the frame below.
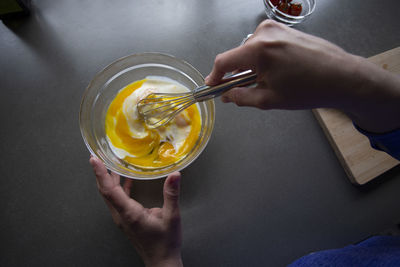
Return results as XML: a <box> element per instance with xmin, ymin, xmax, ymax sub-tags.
<box><xmin>80</xmin><ymin>53</ymin><xmax>215</xmax><ymax>180</ymax></box>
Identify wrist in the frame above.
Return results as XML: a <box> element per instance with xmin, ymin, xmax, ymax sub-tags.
<box><xmin>144</xmin><ymin>256</ymin><xmax>183</xmax><ymax>267</ymax></box>
<box><xmin>143</xmin><ymin>251</ymin><xmax>183</xmax><ymax>267</ymax></box>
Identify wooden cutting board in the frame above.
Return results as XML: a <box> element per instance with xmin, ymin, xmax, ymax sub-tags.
<box><xmin>313</xmin><ymin>47</ymin><xmax>400</xmax><ymax>185</ymax></box>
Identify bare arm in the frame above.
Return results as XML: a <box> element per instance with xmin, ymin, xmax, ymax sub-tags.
<box><xmin>206</xmin><ymin>20</ymin><xmax>400</xmax><ymax>133</ymax></box>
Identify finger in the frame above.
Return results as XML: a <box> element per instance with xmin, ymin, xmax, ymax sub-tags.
<box><xmin>90</xmin><ymin>157</ymin><xmax>119</xmax><ymax>188</ymax></box>
<box><xmin>103</xmin><ymin>198</ymin><xmax>123</xmax><ymax>227</ymax></box>
<box><xmin>89</xmin><ymin>157</ymin><xmax>123</xmax><ymax>225</ymax></box>
<box><xmin>89</xmin><ymin>157</ymin><xmax>140</xmax><ymax>214</ymax></box>
<box><xmin>163</xmin><ymin>172</ymin><xmax>181</xmax><ymax>219</ymax></box>
<box><xmin>206</xmin><ymin>45</ymin><xmax>257</xmax><ymax>86</ymax></box>
<box><xmin>221</xmin><ymin>86</ymin><xmax>275</xmax><ymax>109</ymax></box>
<box><xmin>123</xmin><ymin>178</ymin><xmax>133</xmax><ymax>196</ymax></box>
<box><xmin>110</xmin><ymin>171</ymin><xmax>120</xmax><ymax>184</ymax></box>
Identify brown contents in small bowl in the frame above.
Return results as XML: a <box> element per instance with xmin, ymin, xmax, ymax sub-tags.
<box><xmin>272</xmin><ymin>0</ymin><xmax>303</xmax><ymax>16</ymax></box>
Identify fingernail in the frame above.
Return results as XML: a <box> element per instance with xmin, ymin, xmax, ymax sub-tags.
<box><xmin>205</xmin><ymin>75</ymin><xmax>210</xmax><ymax>83</ymax></box>
<box><xmin>221</xmin><ymin>95</ymin><xmax>229</xmax><ymax>103</ymax></box>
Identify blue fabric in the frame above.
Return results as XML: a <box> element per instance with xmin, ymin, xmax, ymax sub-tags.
<box><xmin>289</xmin><ymin>125</ymin><xmax>400</xmax><ymax>266</ymax></box>
<box><xmin>289</xmin><ymin>236</ymin><xmax>400</xmax><ymax>267</ymax></box>
<box><xmin>354</xmin><ymin>124</ymin><xmax>400</xmax><ymax>161</ymax></box>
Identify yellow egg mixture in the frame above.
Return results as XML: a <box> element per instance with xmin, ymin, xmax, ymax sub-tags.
<box><xmin>105</xmin><ymin>77</ymin><xmax>201</xmax><ymax>169</ymax></box>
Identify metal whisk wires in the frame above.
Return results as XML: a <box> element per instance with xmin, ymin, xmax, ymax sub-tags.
<box><xmin>137</xmin><ymin>92</ymin><xmax>197</xmax><ymax>128</ymax></box>
<box><xmin>137</xmin><ymin>70</ymin><xmax>257</xmax><ymax>128</ymax></box>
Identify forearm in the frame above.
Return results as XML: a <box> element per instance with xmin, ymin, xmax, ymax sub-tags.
<box><xmin>343</xmin><ymin>55</ymin><xmax>400</xmax><ymax>133</ymax></box>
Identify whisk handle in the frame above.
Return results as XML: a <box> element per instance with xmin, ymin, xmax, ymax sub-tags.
<box><xmin>193</xmin><ymin>70</ymin><xmax>257</xmax><ymax>102</ymax></box>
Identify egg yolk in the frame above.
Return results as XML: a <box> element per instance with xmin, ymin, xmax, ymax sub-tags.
<box><xmin>105</xmin><ymin>78</ymin><xmax>201</xmax><ymax>169</ymax></box>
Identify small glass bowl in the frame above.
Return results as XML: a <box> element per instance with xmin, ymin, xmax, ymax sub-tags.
<box><xmin>79</xmin><ymin>53</ymin><xmax>215</xmax><ymax>180</ymax></box>
<box><xmin>263</xmin><ymin>0</ymin><xmax>316</xmax><ymax>26</ymax></box>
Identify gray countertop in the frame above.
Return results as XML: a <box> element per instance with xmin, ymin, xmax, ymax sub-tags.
<box><xmin>1</xmin><ymin>0</ymin><xmax>399</xmax><ymax>266</ymax></box>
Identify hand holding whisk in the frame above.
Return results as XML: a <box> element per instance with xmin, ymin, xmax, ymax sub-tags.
<box><xmin>137</xmin><ymin>70</ymin><xmax>257</xmax><ymax>128</ymax></box>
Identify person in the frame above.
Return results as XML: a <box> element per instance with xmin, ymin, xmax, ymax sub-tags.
<box><xmin>89</xmin><ymin>20</ymin><xmax>400</xmax><ymax>266</ymax></box>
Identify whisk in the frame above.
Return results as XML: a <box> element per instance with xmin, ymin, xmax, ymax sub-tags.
<box><xmin>137</xmin><ymin>70</ymin><xmax>257</xmax><ymax>128</ymax></box>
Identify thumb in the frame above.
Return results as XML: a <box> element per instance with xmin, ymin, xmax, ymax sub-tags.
<box><xmin>163</xmin><ymin>172</ymin><xmax>181</xmax><ymax>218</ymax></box>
